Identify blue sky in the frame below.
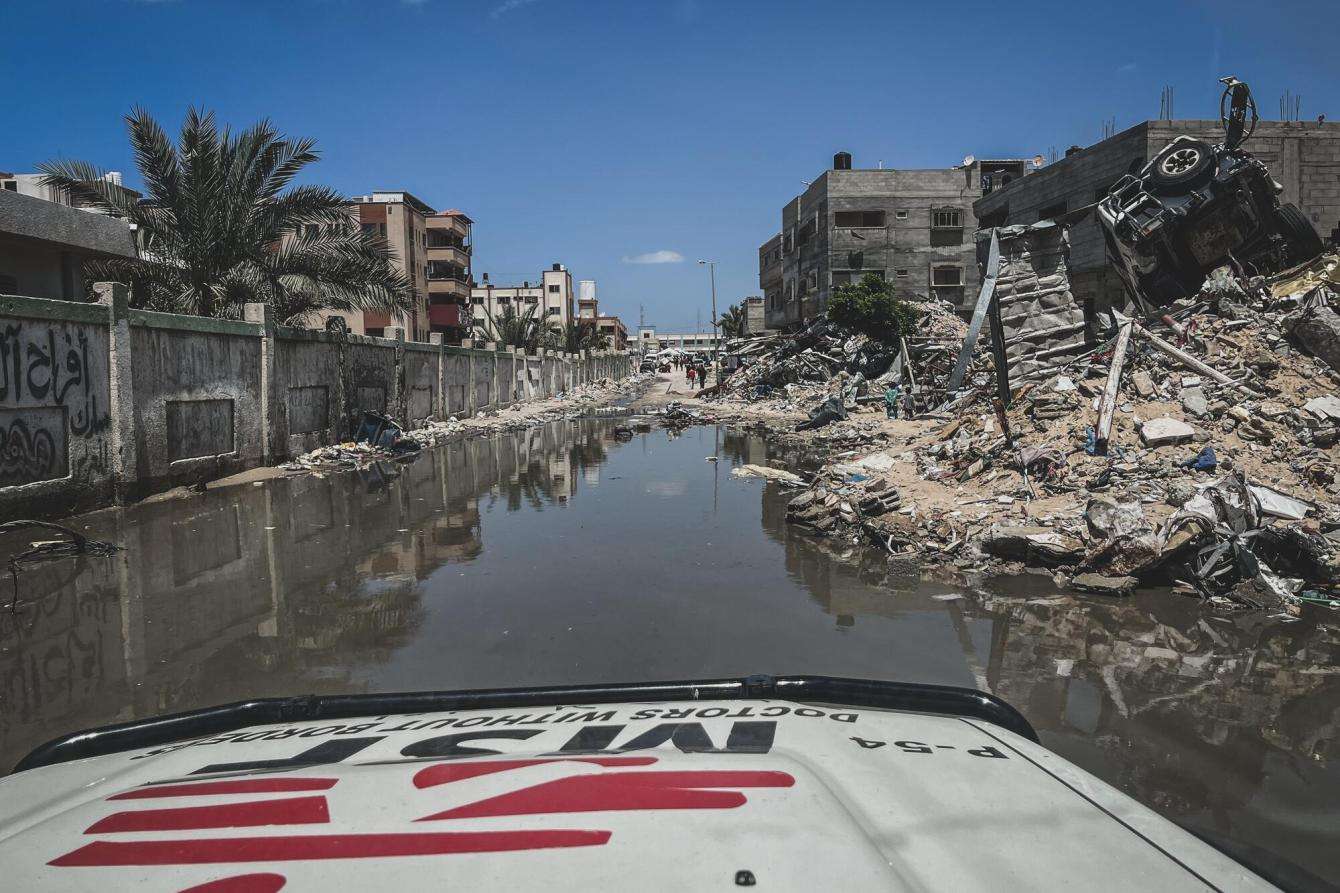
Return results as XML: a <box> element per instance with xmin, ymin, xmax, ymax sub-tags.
<box><xmin>4</xmin><ymin>0</ymin><xmax>1337</xmax><ymax>330</ymax></box>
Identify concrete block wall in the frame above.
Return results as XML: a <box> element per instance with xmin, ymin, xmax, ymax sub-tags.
<box><xmin>0</xmin><ymin>288</ymin><xmax>632</xmax><ymax>519</ymax></box>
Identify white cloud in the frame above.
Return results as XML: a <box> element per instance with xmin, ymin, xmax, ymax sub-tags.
<box><xmin>622</xmin><ymin>250</ymin><xmax>684</xmax><ymax>265</ymax></box>
<box><xmin>492</xmin><ymin>0</ymin><xmax>542</xmax><ymax>18</ymax></box>
<box><xmin>1116</xmin><ymin>62</ymin><xmax>1138</xmax><ymax>74</ymax></box>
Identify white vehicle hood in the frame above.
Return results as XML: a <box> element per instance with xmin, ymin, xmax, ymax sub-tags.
<box><xmin>0</xmin><ymin>699</ymin><xmax>1272</xmax><ymax>891</ymax></box>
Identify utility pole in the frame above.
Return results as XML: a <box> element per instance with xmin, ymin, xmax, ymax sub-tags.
<box><xmin>697</xmin><ymin>259</ymin><xmax>719</xmax><ymax>380</ymax></box>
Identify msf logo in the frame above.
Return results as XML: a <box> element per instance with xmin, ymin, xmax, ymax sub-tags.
<box><xmin>50</xmin><ymin>721</ymin><xmax>794</xmax><ymax>891</ymax></box>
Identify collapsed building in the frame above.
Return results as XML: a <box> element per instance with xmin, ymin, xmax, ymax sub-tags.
<box><xmin>712</xmin><ymin>81</ymin><xmax>1340</xmax><ymax>613</ymax></box>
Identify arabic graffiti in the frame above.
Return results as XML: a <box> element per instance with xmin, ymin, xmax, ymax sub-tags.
<box><xmin>0</xmin><ymin>321</ymin><xmax>109</xmax><ymax>486</ymax></box>
<box><xmin>0</xmin><ymin>409</ymin><xmax>68</xmax><ymax>485</ymax></box>
<box><xmin>0</xmin><ymin>322</ymin><xmax>109</xmax><ymax>438</ymax></box>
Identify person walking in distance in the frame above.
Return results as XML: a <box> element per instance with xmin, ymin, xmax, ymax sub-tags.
<box><xmin>686</xmin><ymin>364</ymin><xmax>696</xmax><ymax>388</ymax></box>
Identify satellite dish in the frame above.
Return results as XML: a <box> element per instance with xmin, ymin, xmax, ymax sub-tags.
<box><xmin>1032</xmin><ymin>154</ymin><xmax>1046</xmax><ymax>168</ymax></box>
<box><xmin>962</xmin><ymin>154</ymin><xmax>976</xmax><ymax>167</ymax></box>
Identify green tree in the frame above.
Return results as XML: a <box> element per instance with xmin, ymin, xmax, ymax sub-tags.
<box><xmin>719</xmin><ymin>303</ymin><xmax>746</xmax><ymax>338</ymax></box>
<box><xmin>826</xmin><ymin>273</ymin><xmax>917</xmax><ymax>341</ymax></box>
<box><xmin>476</xmin><ymin>302</ymin><xmax>547</xmax><ymax>351</ymax></box>
<box><xmin>547</xmin><ymin>319</ymin><xmax>609</xmax><ymax>353</ymax></box>
<box><xmin>39</xmin><ymin>107</ymin><xmax>413</xmax><ymax>324</ymax></box>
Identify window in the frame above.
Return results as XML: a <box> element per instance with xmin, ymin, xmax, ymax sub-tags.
<box><xmin>931</xmin><ymin>209</ymin><xmax>962</xmax><ymax>229</ymax></box>
<box><xmin>895</xmin><ymin>210</ymin><xmax>908</xmax><ymax>220</ymax></box>
<box><xmin>932</xmin><ymin>266</ymin><xmax>963</xmax><ymax>286</ymax></box>
<box><xmin>1038</xmin><ymin>202</ymin><xmax>1067</xmax><ymax>221</ymax></box>
<box><xmin>895</xmin><ymin>269</ymin><xmax>909</xmax><ymax>278</ymax></box>
<box><xmin>548</xmin><ymin>307</ymin><xmax>561</xmax><ymax>316</ymax></box>
<box><xmin>471</xmin><ymin>296</ymin><xmax>484</xmax><ymax>305</ymax></box>
<box><xmin>548</xmin><ymin>284</ymin><xmax>560</xmax><ymax>293</ymax></box>
<box><xmin>2</xmin><ymin>181</ymin><xmax>16</xmax><ymax>192</ymax></box>
<box><xmin>797</xmin><ymin>218</ymin><xmax>816</xmax><ymax>246</ymax></box>
<box><xmin>833</xmin><ymin>210</ymin><xmax>886</xmax><ymax>228</ymax></box>
<box><xmin>525</xmin><ymin>295</ymin><xmax>538</xmax><ymax>303</ymax></box>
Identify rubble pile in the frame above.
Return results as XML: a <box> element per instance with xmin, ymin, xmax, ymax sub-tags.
<box><xmin>707</xmin><ymin>298</ymin><xmax>969</xmax><ymax>417</ymax></box>
<box><xmin>762</xmin><ymin>254</ymin><xmax>1340</xmax><ymax>612</ymax></box>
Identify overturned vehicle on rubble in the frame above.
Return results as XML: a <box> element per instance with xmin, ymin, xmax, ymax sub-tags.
<box><xmin>1097</xmin><ymin>77</ymin><xmax>1325</xmax><ymax>310</ymax></box>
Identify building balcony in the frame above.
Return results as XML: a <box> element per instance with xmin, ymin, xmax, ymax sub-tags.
<box><xmin>428</xmin><ymin>303</ymin><xmax>467</xmax><ymax>328</ymax></box>
<box><xmin>427</xmin><ymin>278</ymin><xmax>470</xmax><ymax>299</ymax></box>
<box><xmin>425</xmin><ymin>243</ymin><xmax>471</xmax><ymax>262</ymax></box>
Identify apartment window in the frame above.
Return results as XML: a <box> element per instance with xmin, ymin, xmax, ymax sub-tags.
<box><xmin>548</xmin><ymin>307</ymin><xmax>560</xmax><ymax>316</ymax></box>
<box><xmin>2</xmin><ymin>181</ymin><xmax>16</xmax><ymax>192</ymax></box>
<box><xmin>548</xmin><ymin>284</ymin><xmax>560</xmax><ymax>293</ymax></box>
<box><xmin>797</xmin><ymin>218</ymin><xmax>816</xmax><ymax>247</ymax></box>
<box><xmin>471</xmin><ymin>296</ymin><xmax>484</xmax><ymax>305</ymax></box>
<box><xmin>895</xmin><ymin>269</ymin><xmax>909</xmax><ymax>278</ymax></box>
<box><xmin>932</xmin><ymin>266</ymin><xmax>963</xmax><ymax>286</ymax></box>
<box><xmin>1038</xmin><ymin>202</ymin><xmax>1067</xmax><ymax>221</ymax></box>
<box><xmin>895</xmin><ymin>210</ymin><xmax>909</xmax><ymax>220</ymax></box>
<box><xmin>525</xmin><ymin>295</ymin><xmax>538</xmax><ymax>303</ymax></box>
<box><xmin>931</xmin><ymin>209</ymin><xmax>962</xmax><ymax>229</ymax></box>
<box><xmin>833</xmin><ymin>210</ymin><xmax>886</xmax><ymax>228</ymax></box>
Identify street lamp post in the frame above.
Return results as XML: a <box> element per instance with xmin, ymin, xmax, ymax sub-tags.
<box><xmin>697</xmin><ymin>259</ymin><xmax>718</xmax><ymax>381</ymax></box>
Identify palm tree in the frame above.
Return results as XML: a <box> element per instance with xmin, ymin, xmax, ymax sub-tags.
<box><xmin>475</xmin><ymin>302</ymin><xmax>547</xmax><ymax>351</ymax></box>
<box><xmin>547</xmin><ymin>319</ymin><xmax>609</xmax><ymax>353</ymax></box>
<box><xmin>39</xmin><ymin>107</ymin><xmax>413</xmax><ymax>324</ymax></box>
<box><xmin>719</xmin><ymin>303</ymin><xmax>747</xmax><ymax>338</ymax></box>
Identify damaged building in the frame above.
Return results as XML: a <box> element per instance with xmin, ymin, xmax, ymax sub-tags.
<box><xmin>758</xmin><ymin>152</ymin><xmax>1034</xmax><ymax>329</ymax></box>
<box><xmin>974</xmin><ymin>118</ymin><xmax>1340</xmax><ymax>315</ymax></box>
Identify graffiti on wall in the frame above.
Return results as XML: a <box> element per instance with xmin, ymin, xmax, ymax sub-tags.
<box><xmin>0</xmin><ymin>321</ymin><xmax>109</xmax><ymax>486</ymax></box>
<box><xmin>0</xmin><ymin>408</ymin><xmax>69</xmax><ymax>485</ymax></box>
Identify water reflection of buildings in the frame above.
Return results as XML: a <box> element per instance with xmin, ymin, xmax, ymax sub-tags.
<box><xmin>0</xmin><ymin>420</ymin><xmax>623</xmax><ymax>771</ymax></box>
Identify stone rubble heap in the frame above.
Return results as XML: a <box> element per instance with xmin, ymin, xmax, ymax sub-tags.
<box><xmin>761</xmin><ymin>253</ymin><xmax>1340</xmax><ymax>613</ymax></box>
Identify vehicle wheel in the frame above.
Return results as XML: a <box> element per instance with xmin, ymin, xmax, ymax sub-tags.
<box><xmin>1275</xmin><ymin>203</ymin><xmax>1324</xmax><ymax>263</ymax></box>
<box><xmin>1148</xmin><ymin>140</ymin><xmax>1215</xmax><ymax>194</ymax></box>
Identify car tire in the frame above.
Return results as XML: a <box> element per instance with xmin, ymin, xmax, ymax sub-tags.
<box><xmin>1148</xmin><ymin>140</ymin><xmax>1215</xmax><ymax>194</ymax></box>
<box><xmin>1275</xmin><ymin>203</ymin><xmax>1324</xmax><ymax>264</ymax></box>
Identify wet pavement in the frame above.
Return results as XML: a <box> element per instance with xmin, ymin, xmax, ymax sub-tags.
<box><xmin>2</xmin><ymin>420</ymin><xmax>1338</xmax><ymax>885</ymax></box>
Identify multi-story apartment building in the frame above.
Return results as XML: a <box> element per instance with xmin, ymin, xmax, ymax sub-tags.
<box><xmin>469</xmin><ymin>263</ymin><xmax>574</xmax><ymax>341</ymax></box>
<box><xmin>323</xmin><ymin>190</ymin><xmax>435</xmax><ymax>340</ymax></box>
<box><xmin>973</xmin><ymin>119</ymin><xmax>1340</xmax><ymax>313</ymax></box>
<box><xmin>758</xmin><ymin>233</ymin><xmax>783</xmax><ymax>327</ymax></box>
<box><xmin>425</xmin><ymin>209</ymin><xmax>472</xmax><ymax>343</ymax></box>
<box><xmin>595</xmin><ymin>316</ymin><xmax>628</xmax><ymax>351</ymax></box>
<box><xmin>761</xmin><ymin>152</ymin><xmax>1033</xmax><ymax>328</ymax></box>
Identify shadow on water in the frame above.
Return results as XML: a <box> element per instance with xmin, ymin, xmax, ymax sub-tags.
<box><xmin>0</xmin><ymin>421</ymin><xmax>1337</xmax><ymax>883</ymax></box>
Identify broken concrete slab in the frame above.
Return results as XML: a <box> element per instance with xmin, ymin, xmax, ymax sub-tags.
<box><xmin>982</xmin><ymin>525</ymin><xmax>1084</xmax><ymax>566</ymax></box>
<box><xmin>731</xmin><ymin>464</ymin><xmax>804</xmax><ymax>485</ymax></box>
<box><xmin>1072</xmin><ymin>573</ymin><xmax>1138</xmax><ymax>596</ymax></box>
<box><xmin>1140</xmin><ymin>417</ymin><xmax>1196</xmax><ymax>447</ymax></box>
<box><xmin>1180</xmin><ymin>386</ymin><xmax>1209</xmax><ymax>418</ymax></box>
<box><xmin>1303</xmin><ymin>394</ymin><xmax>1340</xmax><ymax>423</ymax></box>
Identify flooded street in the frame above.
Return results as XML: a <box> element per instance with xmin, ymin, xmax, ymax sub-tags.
<box><xmin>3</xmin><ymin>421</ymin><xmax>1339</xmax><ymax>885</ymax></box>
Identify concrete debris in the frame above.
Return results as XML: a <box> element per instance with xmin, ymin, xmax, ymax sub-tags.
<box><xmin>731</xmin><ymin>464</ymin><xmax>805</xmax><ymax>486</ymax></box>
<box><xmin>675</xmin><ymin>246</ymin><xmax>1340</xmax><ymax>612</ymax></box>
<box><xmin>1071</xmin><ymin>573</ymin><xmax>1139</xmax><ymax>596</ymax></box>
<box><xmin>1140</xmin><ymin>417</ymin><xmax>1197</xmax><ymax>447</ymax></box>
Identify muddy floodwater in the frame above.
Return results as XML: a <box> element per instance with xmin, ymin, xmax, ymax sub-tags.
<box><xmin>2</xmin><ymin>420</ymin><xmax>1338</xmax><ymax>885</ymax></box>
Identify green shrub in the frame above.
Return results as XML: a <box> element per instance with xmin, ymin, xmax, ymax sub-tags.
<box><xmin>827</xmin><ymin>273</ymin><xmax>917</xmax><ymax>342</ymax></box>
